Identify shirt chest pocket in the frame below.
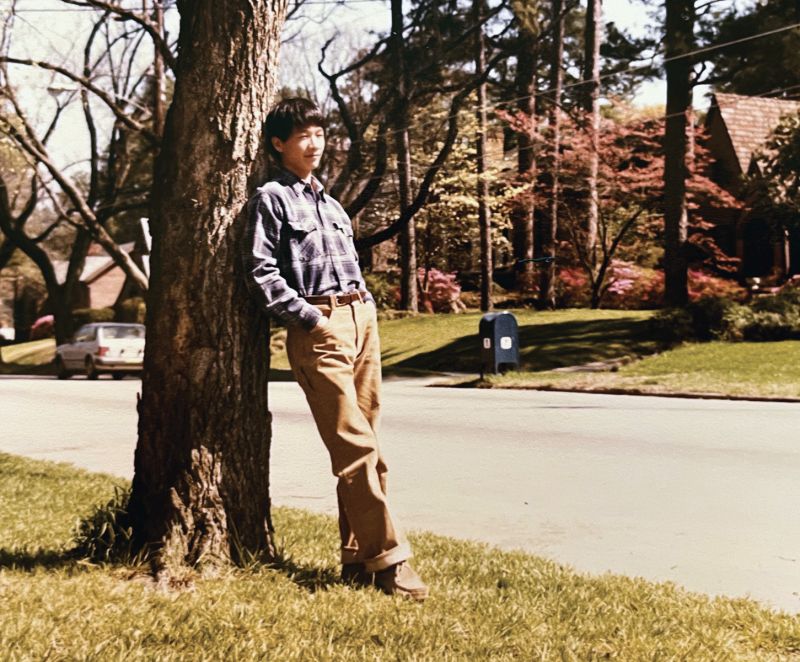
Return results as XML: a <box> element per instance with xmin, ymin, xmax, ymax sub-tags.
<box><xmin>331</xmin><ymin>220</ymin><xmax>355</xmax><ymax>257</ymax></box>
<box><xmin>286</xmin><ymin>219</ymin><xmax>323</xmax><ymax>262</ymax></box>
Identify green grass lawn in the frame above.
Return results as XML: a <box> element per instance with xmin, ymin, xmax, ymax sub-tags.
<box><xmin>0</xmin><ymin>338</ymin><xmax>55</xmax><ymax>375</ymax></box>
<box><xmin>1</xmin><ymin>452</ymin><xmax>798</xmax><ymax>660</ymax></box>
<box><xmin>271</xmin><ymin>309</ymin><xmax>658</xmax><ymax>377</ymax></box>
<box><xmin>489</xmin><ymin>341</ymin><xmax>800</xmax><ymax>399</ymax></box>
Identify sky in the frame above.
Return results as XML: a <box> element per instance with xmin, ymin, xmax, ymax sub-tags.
<box><xmin>1</xmin><ymin>0</ymin><xmax>753</xmax><ymax>169</ymax></box>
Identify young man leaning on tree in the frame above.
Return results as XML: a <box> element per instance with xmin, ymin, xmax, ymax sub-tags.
<box><xmin>243</xmin><ymin>97</ymin><xmax>428</xmax><ymax>601</ymax></box>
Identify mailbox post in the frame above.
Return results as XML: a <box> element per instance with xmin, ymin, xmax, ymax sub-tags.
<box><xmin>479</xmin><ymin>312</ymin><xmax>520</xmax><ymax>377</ymax></box>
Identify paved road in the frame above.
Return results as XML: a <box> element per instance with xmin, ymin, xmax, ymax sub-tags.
<box><xmin>1</xmin><ymin>376</ymin><xmax>798</xmax><ymax>613</ymax></box>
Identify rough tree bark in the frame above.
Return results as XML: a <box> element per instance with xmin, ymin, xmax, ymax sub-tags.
<box><xmin>152</xmin><ymin>0</ymin><xmax>166</xmax><ymax>138</ymax></box>
<box><xmin>663</xmin><ymin>0</ymin><xmax>694</xmax><ymax>306</ymax></box>
<box><xmin>391</xmin><ymin>0</ymin><xmax>418</xmax><ymax>312</ymax></box>
<box><xmin>129</xmin><ymin>0</ymin><xmax>288</xmax><ymax>578</ymax></box>
<box><xmin>582</xmin><ymin>0</ymin><xmax>602</xmax><ymax>267</ymax></box>
<box><xmin>539</xmin><ymin>0</ymin><xmax>564</xmax><ymax>309</ymax></box>
<box><xmin>475</xmin><ymin>0</ymin><xmax>493</xmax><ymax>312</ymax></box>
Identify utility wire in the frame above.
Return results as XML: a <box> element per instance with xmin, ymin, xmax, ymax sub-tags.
<box><xmin>321</xmin><ymin>20</ymin><xmax>800</xmax><ymax>151</ymax></box>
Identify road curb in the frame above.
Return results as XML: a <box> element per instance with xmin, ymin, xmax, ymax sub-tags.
<box><xmin>482</xmin><ymin>383</ymin><xmax>800</xmax><ymax>404</ymax></box>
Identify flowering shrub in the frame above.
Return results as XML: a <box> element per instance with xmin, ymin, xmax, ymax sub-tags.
<box><xmin>555</xmin><ymin>268</ymin><xmax>589</xmax><ymax>307</ymax></box>
<box><xmin>29</xmin><ymin>315</ymin><xmax>55</xmax><ymax>340</ymax></box>
<box><xmin>594</xmin><ymin>262</ymin><xmax>745</xmax><ymax>310</ymax></box>
<box><xmin>687</xmin><ymin>269</ymin><xmax>747</xmax><ymax>302</ymax></box>
<box><xmin>417</xmin><ymin>268</ymin><xmax>465</xmax><ymax>313</ymax></box>
<box><xmin>603</xmin><ymin>262</ymin><xmax>664</xmax><ymax>309</ymax></box>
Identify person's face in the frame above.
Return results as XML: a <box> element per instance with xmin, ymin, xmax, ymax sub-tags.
<box><xmin>272</xmin><ymin>124</ymin><xmax>325</xmax><ymax>179</ymax></box>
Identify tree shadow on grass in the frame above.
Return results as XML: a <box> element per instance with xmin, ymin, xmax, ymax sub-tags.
<box><xmin>0</xmin><ymin>361</ymin><xmax>54</xmax><ymax>377</ymax></box>
<box><xmin>0</xmin><ymin>547</ymin><xmax>80</xmax><ymax>571</ymax></box>
<box><xmin>266</xmin><ymin>553</ymin><xmax>342</xmax><ymax>593</ymax></box>
<box><xmin>394</xmin><ymin>317</ymin><xmax>661</xmax><ymax>374</ymax></box>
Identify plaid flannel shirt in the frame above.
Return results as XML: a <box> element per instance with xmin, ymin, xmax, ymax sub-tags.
<box><xmin>243</xmin><ymin>169</ymin><xmax>374</xmax><ymax>330</ymax></box>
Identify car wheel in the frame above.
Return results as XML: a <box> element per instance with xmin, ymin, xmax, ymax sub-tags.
<box><xmin>55</xmin><ymin>356</ymin><xmax>71</xmax><ymax>380</ymax></box>
<box><xmin>85</xmin><ymin>357</ymin><xmax>99</xmax><ymax>380</ymax></box>
<box><xmin>112</xmin><ymin>372</ymin><xmax>124</xmax><ymax>380</ymax></box>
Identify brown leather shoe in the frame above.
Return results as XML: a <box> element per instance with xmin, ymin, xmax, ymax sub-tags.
<box><xmin>341</xmin><ymin>563</ymin><xmax>373</xmax><ymax>587</ymax></box>
<box><xmin>374</xmin><ymin>562</ymin><xmax>429</xmax><ymax>601</ymax></box>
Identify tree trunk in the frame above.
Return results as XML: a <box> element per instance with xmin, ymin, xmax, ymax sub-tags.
<box><xmin>663</xmin><ymin>0</ymin><xmax>694</xmax><ymax>307</ymax></box>
<box><xmin>475</xmin><ymin>0</ymin><xmax>493</xmax><ymax>312</ymax></box>
<box><xmin>391</xmin><ymin>0</ymin><xmax>418</xmax><ymax>312</ymax></box>
<box><xmin>583</xmin><ymin>0</ymin><xmax>602</xmax><ymax>266</ymax></box>
<box><xmin>152</xmin><ymin>0</ymin><xmax>166</xmax><ymax>138</ymax></box>
<box><xmin>539</xmin><ymin>0</ymin><xmax>564</xmax><ymax>309</ymax></box>
<box><xmin>0</xmin><ymin>175</ymin><xmax>87</xmax><ymax>345</ymax></box>
<box><xmin>129</xmin><ymin>0</ymin><xmax>287</xmax><ymax>578</ymax></box>
<box><xmin>512</xmin><ymin>29</ymin><xmax>537</xmax><ymax>294</ymax></box>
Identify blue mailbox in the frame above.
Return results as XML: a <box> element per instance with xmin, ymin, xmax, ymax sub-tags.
<box><xmin>479</xmin><ymin>312</ymin><xmax>520</xmax><ymax>377</ymax></box>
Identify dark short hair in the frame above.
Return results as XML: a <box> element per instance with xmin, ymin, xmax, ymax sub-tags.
<box><xmin>264</xmin><ymin>97</ymin><xmax>326</xmax><ymax>163</ymax></box>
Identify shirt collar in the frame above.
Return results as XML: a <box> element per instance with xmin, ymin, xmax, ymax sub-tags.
<box><xmin>275</xmin><ymin>168</ymin><xmax>326</xmax><ymax>199</ymax></box>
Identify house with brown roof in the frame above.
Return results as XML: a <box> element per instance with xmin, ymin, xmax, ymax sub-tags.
<box><xmin>51</xmin><ymin>218</ymin><xmax>150</xmax><ymax>309</ymax></box>
<box><xmin>705</xmin><ymin>92</ymin><xmax>800</xmax><ymax>279</ymax></box>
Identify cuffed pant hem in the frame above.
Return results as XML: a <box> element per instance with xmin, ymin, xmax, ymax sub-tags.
<box><xmin>363</xmin><ymin>543</ymin><xmax>412</xmax><ymax>573</ymax></box>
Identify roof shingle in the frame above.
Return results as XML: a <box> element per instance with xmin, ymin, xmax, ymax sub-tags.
<box><xmin>712</xmin><ymin>93</ymin><xmax>800</xmax><ymax>172</ymax></box>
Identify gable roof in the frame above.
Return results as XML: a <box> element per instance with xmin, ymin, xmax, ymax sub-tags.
<box><xmin>52</xmin><ymin>241</ymin><xmax>136</xmax><ymax>285</ymax></box>
<box><xmin>710</xmin><ymin>93</ymin><xmax>800</xmax><ymax>172</ymax></box>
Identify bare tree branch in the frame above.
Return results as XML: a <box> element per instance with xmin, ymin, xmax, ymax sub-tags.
<box><xmin>345</xmin><ymin>120</ymin><xmax>389</xmax><ymax>220</ymax></box>
<box><xmin>0</xmin><ymin>56</ymin><xmax>159</xmax><ymax>146</ymax></box>
<box><xmin>62</xmin><ymin>0</ymin><xmax>177</xmax><ymax>71</ymax></box>
<box><xmin>0</xmin><ymin>94</ymin><xmax>149</xmax><ymax>289</ymax></box>
<box><xmin>84</xmin><ymin>13</ymin><xmax>108</xmax><ymax>205</ymax></box>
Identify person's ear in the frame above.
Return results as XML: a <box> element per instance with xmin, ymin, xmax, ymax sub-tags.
<box><xmin>271</xmin><ymin>136</ymin><xmax>284</xmax><ymax>154</ymax></box>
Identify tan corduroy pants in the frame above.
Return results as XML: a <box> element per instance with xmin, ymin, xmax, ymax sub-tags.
<box><xmin>286</xmin><ymin>298</ymin><xmax>411</xmax><ymax>572</ymax></box>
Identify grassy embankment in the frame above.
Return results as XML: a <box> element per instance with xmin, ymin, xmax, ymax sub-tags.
<box><xmin>5</xmin><ymin>310</ymin><xmax>800</xmax><ymax>398</ymax></box>
<box><xmin>270</xmin><ymin>309</ymin><xmax>659</xmax><ymax>376</ymax></box>
<box><xmin>275</xmin><ymin>308</ymin><xmax>800</xmax><ymax>398</ymax></box>
<box><xmin>488</xmin><ymin>340</ymin><xmax>800</xmax><ymax>399</ymax></box>
<box><xmin>0</xmin><ymin>338</ymin><xmax>55</xmax><ymax>376</ymax></box>
<box><xmin>1</xmin><ymin>451</ymin><xmax>798</xmax><ymax>660</ymax></box>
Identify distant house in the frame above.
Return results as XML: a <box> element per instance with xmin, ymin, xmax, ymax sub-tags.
<box><xmin>52</xmin><ymin>218</ymin><xmax>151</xmax><ymax>310</ymax></box>
<box><xmin>705</xmin><ymin>92</ymin><xmax>800</xmax><ymax>279</ymax></box>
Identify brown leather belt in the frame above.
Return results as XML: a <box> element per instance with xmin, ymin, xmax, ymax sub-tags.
<box><xmin>303</xmin><ymin>291</ymin><xmax>367</xmax><ymax>307</ymax></box>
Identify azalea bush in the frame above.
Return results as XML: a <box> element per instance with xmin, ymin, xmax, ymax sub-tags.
<box><xmin>29</xmin><ymin>315</ymin><xmax>54</xmax><ymax>340</ymax></box>
<box><xmin>602</xmin><ymin>262</ymin><xmax>664</xmax><ymax>310</ymax></box>
<box><xmin>555</xmin><ymin>267</ymin><xmax>590</xmax><ymax>308</ymax></box>
<box><xmin>687</xmin><ymin>269</ymin><xmax>748</xmax><ymax>302</ymax></box>
<box><xmin>417</xmin><ymin>268</ymin><xmax>465</xmax><ymax>313</ymax></box>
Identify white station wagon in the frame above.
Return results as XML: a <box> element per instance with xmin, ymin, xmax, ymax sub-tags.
<box><xmin>55</xmin><ymin>322</ymin><xmax>145</xmax><ymax>380</ymax></box>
